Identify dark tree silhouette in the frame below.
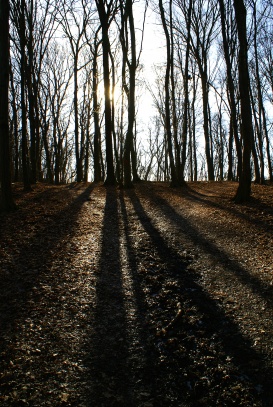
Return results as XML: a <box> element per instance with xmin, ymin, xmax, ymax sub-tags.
<box><xmin>218</xmin><ymin>0</ymin><xmax>242</xmax><ymax>181</ymax></box>
<box><xmin>95</xmin><ymin>0</ymin><xmax>117</xmax><ymax>185</ymax></box>
<box><xmin>0</xmin><ymin>0</ymin><xmax>16</xmax><ymax>211</ymax></box>
<box><xmin>159</xmin><ymin>0</ymin><xmax>179</xmax><ymax>187</ymax></box>
<box><xmin>233</xmin><ymin>0</ymin><xmax>253</xmax><ymax>203</ymax></box>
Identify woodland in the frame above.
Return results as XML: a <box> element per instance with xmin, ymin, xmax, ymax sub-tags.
<box><xmin>0</xmin><ymin>0</ymin><xmax>273</xmax><ymax>209</ymax></box>
<box><xmin>0</xmin><ymin>0</ymin><xmax>273</xmax><ymax>405</ymax></box>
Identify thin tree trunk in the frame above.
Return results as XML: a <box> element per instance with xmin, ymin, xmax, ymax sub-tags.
<box><xmin>26</xmin><ymin>0</ymin><xmax>37</xmax><ymax>184</ymax></box>
<box><xmin>92</xmin><ymin>38</ymin><xmax>102</xmax><ymax>182</ymax></box>
<box><xmin>219</xmin><ymin>0</ymin><xmax>242</xmax><ymax>179</ymax></box>
<box><xmin>253</xmin><ymin>2</ymin><xmax>265</xmax><ymax>184</ymax></box>
<box><xmin>84</xmin><ymin>88</ymin><xmax>92</xmax><ymax>182</ymax></box>
<box><xmin>10</xmin><ymin>65</ymin><xmax>19</xmax><ymax>182</ymax></box>
<box><xmin>120</xmin><ymin>0</ymin><xmax>138</xmax><ymax>188</ymax></box>
<box><xmin>249</xmin><ymin>87</ymin><xmax>262</xmax><ymax>183</ymax></box>
<box><xmin>169</xmin><ymin>0</ymin><xmax>181</xmax><ymax>183</ymax></box>
<box><xmin>191</xmin><ymin>72</ymin><xmax>198</xmax><ymax>181</ymax></box>
<box><xmin>20</xmin><ymin>0</ymin><xmax>32</xmax><ymax>191</ymax></box>
<box><xmin>131</xmin><ymin>129</ymin><xmax>140</xmax><ymax>182</ymax></box>
<box><xmin>227</xmin><ymin>117</ymin><xmax>234</xmax><ymax>180</ymax></box>
<box><xmin>159</xmin><ymin>0</ymin><xmax>178</xmax><ymax>187</ymax></box>
<box><xmin>263</xmin><ymin>107</ymin><xmax>273</xmax><ymax>182</ymax></box>
<box><xmin>74</xmin><ymin>59</ymin><xmax>83</xmax><ymax>182</ymax></box>
<box><xmin>109</xmin><ymin>50</ymin><xmax>121</xmax><ymax>184</ymax></box>
<box><xmin>200</xmin><ymin>71</ymin><xmax>214</xmax><ymax>180</ymax></box>
<box><xmin>181</xmin><ymin>0</ymin><xmax>192</xmax><ymax>181</ymax></box>
<box><xmin>41</xmin><ymin>121</ymin><xmax>54</xmax><ymax>183</ymax></box>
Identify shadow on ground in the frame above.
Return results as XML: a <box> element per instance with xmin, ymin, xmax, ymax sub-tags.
<box><xmin>82</xmin><ymin>185</ymin><xmax>273</xmax><ymax>406</ymax></box>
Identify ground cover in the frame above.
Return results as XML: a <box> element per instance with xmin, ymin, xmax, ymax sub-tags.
<box><xmin>0</xmin><ymin>181</ymin><xmax>272</xmax><ymax>406</ymax></box>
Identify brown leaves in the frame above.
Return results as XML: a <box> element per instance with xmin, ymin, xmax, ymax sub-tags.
<box><xmin>0</xmin><ymin>181</ymin><xmax>273</xmax><ymax>406</ymax></box>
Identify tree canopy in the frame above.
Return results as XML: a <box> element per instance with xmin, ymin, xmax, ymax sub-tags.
<box><xmin>1</xmin><ymin>0</ymin><xmax>273</xmax><ymax>209</ymax></box>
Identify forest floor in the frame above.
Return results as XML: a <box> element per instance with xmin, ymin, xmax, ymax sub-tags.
<box><xmin>0</xmin><ymin>181</ymin><xmax>273</xmax><ymax>406</ymax></box>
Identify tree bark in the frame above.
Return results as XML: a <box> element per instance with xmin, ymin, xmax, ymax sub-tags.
<box><xmin>169</xmin><ymin>0</ymin><xmax>181</xmax><ymax>183</ymax></box>
<box><xmin>200</xmin><ymin>71</ymin><xmax>214</xmax><ymax>180</ymax></box>
<box><xmin>218</xmin><ymin>0</ymin><xmax>242</xmax><ymax>180</ymax></box>
<box><xmin>0</xmin><ymin>0</ymin><xmax>16</xmax><ymax>211</ymax></box>
<box><xmin>20</xmin><ymin>0</ymin><xmax>32</xmax><ymax>191</ymax></box>
<box><xmin>123</xmin><ymin>0</ymin><xmax>136</xmax><ymax>188</ymax></box>
<box><xmin>10</xmin><ymin>65</ymin><xmax>19</xmax><ymax>182</ymax></box>
<box><xmin>92</xmin><ymin>36</ymin><xmax>103</xmax><ymax>182</ymax></box>
<box><xmin>96</xmin><ymin>0</ymin><xmax>116</xmax><ymax>185</ymax></box>
<box><xmin>181</xmin><ymin>0</ymin><xmax>192</xmax><ymax>181</ymax></box>
<box><xmin>233</xmin><ymin>0</ymin><xmax>253</xmax><ymax>203</ymax></box>
<box><xmin>159</xmin><ymin>0</ymin><xmax>179</xmax><ymax>187</ymax></box>
<box><xmin>26</xmin><ymin>0</ymin><xmax>37</xmax><ymax>184</ymax></box>
<box><xmin>253</xmin><ymin>2</ymin><xmax>265</xmax><ymax>184</ymax></box>
<box><xmin>74</xmin><ymin>57</ymin><xmax>84</xmax><ymax>182</ymax></box>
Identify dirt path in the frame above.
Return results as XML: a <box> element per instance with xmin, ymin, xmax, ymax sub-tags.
<box><xmin>0</xmin><ymin>182</ymin><xmax>273</xmax><ymax>406</ymax></box>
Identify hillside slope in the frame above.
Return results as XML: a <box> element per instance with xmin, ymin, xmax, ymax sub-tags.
<box><xmin>0</xmin><ymin>181</ymin><xmax>272</xmax><ymax>406</ymax></box>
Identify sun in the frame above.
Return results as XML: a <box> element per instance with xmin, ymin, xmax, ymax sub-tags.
<box><xmin>97</xmin><ymin>80</ymin><xmax>124</xmax><ymax>108</ymax></box>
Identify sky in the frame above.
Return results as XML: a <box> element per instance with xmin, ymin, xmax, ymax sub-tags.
<box><xmin>135</xmin><ymin>3</ymin><xmax>166</xmax><ymax>143</ymax></box>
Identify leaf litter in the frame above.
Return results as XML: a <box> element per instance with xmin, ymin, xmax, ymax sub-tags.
<box><xmin>0</xmin><ymin>181</ymin><xmax>273</xmax><ymax>406</ymax></box>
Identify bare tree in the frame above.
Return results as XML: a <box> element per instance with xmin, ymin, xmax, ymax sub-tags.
<box><xmin>95</xmin><ymin>0</ymin><xmax>117</xmax><ymax>185</ymax></box>
<box><xmin>9</xmin><ymin>64</ymin><xmax>20</xmax><ymax>182</ymax></box>
<box><xmin>218</xmin><ymin>0</ymin><xmax>242</xmax><ymax>181</ymax></box>
<box><xmin>19</xmin><ymin>0</ymin><xmax>32</xmax><ymax>190</ymax></box>
<box><xmin>233</xmin><ymin>0</ymin><xmax>253</xmax><ymax>202</ymax></box>
<box><xmin>159</xmin><ymin>0</ymin><xmax>179</xmax><ymax>186</ymax></box>
<box><xmin>41</xmin><ymin>42</ymin><xmax>73</xmax><ymax>184</ymax></box>
<box><xmin>91</xmin><ymin>30</ymin><xmax>103</xmax><ymax>182</ymax></box>
<box><xmin>0</xmin><ymin>0</ymin><xmax>16</xmax><ymax>211</ymax></box>
<box><xmin>175</xmin><ymin>0</ymin><xmax>193</xmax><ymax>181</ymax></box>
<box><xmin>189</xmin><ymin>0</ymin><xmax>219</xmax><ymax>181</ymax></box>
<box><xmin>58</xmin><ymin>0</ymin><xmax>94</xmax><ymax>182</ymax></box>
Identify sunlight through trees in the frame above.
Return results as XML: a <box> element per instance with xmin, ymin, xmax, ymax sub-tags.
<box><xmin>1</xmin><ymin>0</ymin><xmax>273</xmax><ymax>208</ymax></box>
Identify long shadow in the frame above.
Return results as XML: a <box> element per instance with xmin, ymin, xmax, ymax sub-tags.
<box><xmin>88</xmin><ymin>186</ymin><xmax>132</xmax><ymax>405</ymax></box>
<box><xmin>146</xmin><ymin>190</ymin><xmax>273</xmax><ymax>308</ymax></box>
<box><xmin>118</xmin><ymin>189</ymin><xmax>161</xmax><ymax>400</ymax></box>
<box><xmin>170</xmin><ymin>184</ymin><xmax>273</xmax><ymax>233</ymax></box>
<box><xmin>127</xmin><ymin>188</ymin><xmax>273</xmax><ymax>405</ymax></box>
<box><xmin>0</xmin><ymin>183</ymin><xmax>94</xmax><ymax>333</ymax></box>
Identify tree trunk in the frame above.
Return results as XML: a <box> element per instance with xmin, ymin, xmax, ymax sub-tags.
<box><xmin>53</xmin><ymin>119</ymin><xmax>60</xmax><ymax>185</ymax></box>
<box><xmin>191</xmin><ymin>71</ymin><xmax>198</xmax><ymax>181</ymax></box>
<box><xmin>20</xmin><ymin>0</ymin><xmax>32</xmax><ymax>191</ymax></box>
<box><xmin>74</xmin><ymin>59</ymin><xmax>83</xmax><ymax>182</ymax></box>
<box><xmin>264</xmin><ymin>108</ymin><xmax>273</xmax><ymax>182</ymax></box>
<box><xmin>120</xmin><ymin>0</ymin><xmax>139</xmax><ymax>188</ymax></box>
<box><xmin>253</xmin><ymin>2</ymin><xmax>265</xmax><ymax>184</ymax></box>
<box><xmin>227</xmin><ymin>117</ymin><xmax>234</xmax><ymax>180</ymax></box>
<box><xmin>159</xmin><ymin>0</ymin><xmax>179</xmax><ymax>187</ymax></box>
<box><xmin>84</xmin><ymin>91</ymin><xmax>92</xmax><ymax>182</ymax></box>
<box><xmin>92</xmin><ymin>39</ymin><xmax>102</xmax><ymax>182</ymax></box>
<box><xmin>131</xmin><ymin>126</ymin><xmax>140</xmax><ymax>183</ymax></box>
<box><xmin>200</xmin><ymin>71</ymin><xmax>214</xmax><ymax>180</ymax></box>
<box><xmin>96</xmin><ymin>0</ymin><xmax>116</xmax><ymax>185</ymax></box>
<box><xmin>249</xmin><ymin>87</ymin><xmax>262</xmax><ymax>183</ymax></box>
<box><xmin>233</xmin><ymin>0</ymin><xmax>253</xmax><ymax>203</ymax></box>
<box><xmin>218</xmin><ymin>0</ymin><xmax>242</xmax><ymax>180</ymax></box>
<box><xmin>169</xmin><ymin>0</ymin><xmax>181</xmax><ymax>183</ymax></box>
<box><xmin>181</xmin><ymin>0</ymin><xmax>192</xmax><ymax>181</ymax></box>
<box><xmin>26</xmin><ymin>0</ymin><xmax>37</xmax><ymax>184</ymax></box>
<box><xmin>41</xmin><ymin>121</ymin><xmax>54</xmax><ymax>183</ymax></box>
<box><xmin>10</xmin><ymin>65</ymin><xmax>19</xmax><ymax>182</ymax></box>
<box><xmin>109</xmin><ymin>50</ymin><xmax>121</xmax><ymax>184</ymax></box>
<box><xmin>0</xmin><ymin>0</ymin><xmax>16</xmax><ymax>211</ymax></box>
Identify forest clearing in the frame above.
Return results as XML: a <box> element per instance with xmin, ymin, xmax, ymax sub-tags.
<box><xmin>0</xmin><ymin>181</ymin><xmax>272</xmax><ymax>406</ymax></box>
